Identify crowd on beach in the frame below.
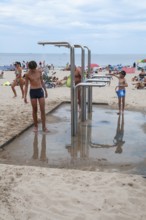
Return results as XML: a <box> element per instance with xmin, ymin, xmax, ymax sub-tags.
<box><xmin>1</xmin><ymin>59</ymin><xmax>146</xmax><ymax>95</ymax></box>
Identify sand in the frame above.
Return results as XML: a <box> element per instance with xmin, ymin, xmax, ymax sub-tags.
<box><xmin>0</xmin><ymin>69</ymin><xmax>146</xmax><ymax>220</ymax></box>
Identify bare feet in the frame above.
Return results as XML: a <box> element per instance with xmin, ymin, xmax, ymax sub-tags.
<box><xmin>13</xmin><ymin>95</ymin><xmax>17</xmax><ymax>98</ymax></box>
<box><xmin>43</xmin><ymin>128</ymin><xmax>50</xmax><ymax>133</ymax></box>
<box><xmin>33</xmin><ymin>127</ymin><xmax>38</xmax><ymax>132</ymax></box>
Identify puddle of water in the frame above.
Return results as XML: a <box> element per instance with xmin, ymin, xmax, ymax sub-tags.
<box><xmin>0</xmin><ymin>104</ymin><xmax>146</xmax><ymax>175</ymax></box>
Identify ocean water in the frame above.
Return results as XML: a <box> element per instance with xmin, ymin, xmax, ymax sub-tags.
<box><xmin>0</xmin><ymin>53</ymin><xmax>146</xmax><ymax>67</ymax></box>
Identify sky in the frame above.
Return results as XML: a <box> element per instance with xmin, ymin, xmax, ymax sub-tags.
<box><xmin>0</xmin><ymin>0</ymin><xmax>146</xmax><ymax>54</ymax></box>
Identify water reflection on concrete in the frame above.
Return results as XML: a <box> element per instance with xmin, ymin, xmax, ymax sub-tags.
<box><xmin>0</xmin><ymin>104</ymin><xmax>146</xmax><ymax>175</ymax></box>
<box><xmin>32</xmin><ymin>133</ymin><xmax>48</xmax><ymax>162</ymax></box>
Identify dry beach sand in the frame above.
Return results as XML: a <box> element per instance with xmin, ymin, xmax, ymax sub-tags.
<box><xmin>0</xmin><ymin>69</ymin><xmax>146</xmax><ymax>220</ymax></box>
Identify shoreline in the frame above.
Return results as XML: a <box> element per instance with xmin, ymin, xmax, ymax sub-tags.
<box><xmin>1</xmin><ymin>53</ymin><xmax>146</xmax><ymax>67</ymax></box>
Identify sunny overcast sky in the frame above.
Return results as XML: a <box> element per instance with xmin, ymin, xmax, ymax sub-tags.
<box><xmin>0</xmin><ymin>0</ymin><xmax>146</xmax><ymax>54</ymax></box>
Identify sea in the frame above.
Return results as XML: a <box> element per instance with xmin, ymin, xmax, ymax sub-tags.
<box><xmin>0</xmin><ymin>53</ymin><xmax>146</xmax><ymax>68</ymax></box>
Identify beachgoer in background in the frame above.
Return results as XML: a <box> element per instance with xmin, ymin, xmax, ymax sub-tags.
<box><xmin>50</xmin><ymin>64</ymin><xmax>54</xmax><ymax>70</ymax></box>
<box><xmin>26</xmin><ymin>61</ymin><xmax>29</xmax><ymax>70</ymax></box>
<box><xmin>132</xmin><ymin>69</ymin><xmax>145</xmax><ymax>82</ymax></box>
<box><xmin>107</xmin><ymin>64</ymin><xmax>112</xmax><ymax>74</ymax></box>
<box><xmin>43</xmin><ymin>60</ymin><xmax>45</xmax><ymax>68</ymax></box>
<box><xmin>110</xmin><ymin>70</ymin><xmax>128</xmax><ymax>114</ymax></box>
<box><xmin>131</xmin><ymin>76</ymin><xmax>138</xmax><ymax>82</ymax></box>
<box><xmin>132</xmin><ymin>68</ymin><xmax>146</xmax><ymax>89</ymax></box>
<box><xmin>39</xmin><ymin>61</ymin><xmax>42</xmax><ymax>68</ymax></box>
<box><xmin>24</xmin><ymin>60</ymin><xmax>48</xmax><ymax>133</ymax></box>
<box><xmin>136</xmin><ymin>78</ymin><xmax>146</xmax><ymax>89</ymax></box>
<box><xmin>11</xmin><ymin>62</ymin><xmax>25</xmax><ymax>98</ymax></box>
<box><xmin>0</xmin><ymin>71</ymin><xmax>4</xmax><ymax>78</ymax></box>
<box><xmin>63</xmin><ymin>64</ymin><xmax>71</xmax><ymax>71</ymax></box>
<box><xmin>139</xmin><ymin>69</ymin><xmax>145</xmax><ymax>81</ymax></box>
<box><xmin>22</xmin><ymin>61</ymin><xmax>26</xmax><ymax>69</ymax></box>
<box><xmin>132</xmin><ymin>77</ymin><xmax>146</xmax><ymax>89</ymax></box>
<box><xmin>133</xmin><ymin>62</ymin><xmax>136</xmax><ymax>68</ymax></box>
<box><xmin>74</xmin><ymin>66</ymin><xmax>82</xmax><ymax>110</ymax></box>
<box><xmin>55</xmin><ymin>76</ymin><xmax>68</xmax><ymax>86</ymax></box>
<box><xmin>66</xmin><ymin>62</ymin><xmax>69</xmax><ymax>70</ymax></box>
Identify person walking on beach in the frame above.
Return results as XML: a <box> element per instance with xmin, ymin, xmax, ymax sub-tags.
<box><xmin>110</xmin><ymin>70</ymin><xmax>128</xmax><ymax>114</ymax></box>
<box><xmin>11</xmin><ymin>62</ymin><xmax>25</xmax><ymax>98</ymax></box>
<box><xmin>24</xmin><ymin>60</ymin><xmax>49</xmax><ymax>132</ymax></box>
<box><xmin>133</xmin><ymin>62</ymin><xmax>136</xmax><ymax>68</ymax></box>
<box><xmin>0</xmin><ymin>71</ymin><xmax>4</xmax><ymax>78</ymax></box>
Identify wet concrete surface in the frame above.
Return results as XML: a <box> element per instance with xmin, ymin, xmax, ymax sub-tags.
<box><xmin>0</xmin><ymin>104</ymin><xmax>146</xmax><ymax>175</ymax></box>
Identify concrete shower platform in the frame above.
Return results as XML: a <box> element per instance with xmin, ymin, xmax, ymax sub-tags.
<box><xmin>0</xmin><ymin>103</ymin><xmax>146</xmax><ymax>176</ymax></box>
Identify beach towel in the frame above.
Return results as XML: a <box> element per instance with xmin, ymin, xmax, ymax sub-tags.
<box><xmin>66</xmin><ymin>75</ymin><xmax>71</xmax><ymax>87</ymax></box>
<box><xmin>2</xmin><ymin>81</ymin><xmax>11</xmax><ymax>86</ymax></box>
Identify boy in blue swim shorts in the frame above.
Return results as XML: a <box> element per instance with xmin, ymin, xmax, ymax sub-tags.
<box><xmin>24</xmin><ymin>61</ymin><xmax>49</xmax><ymax>132</ymax></box>
<box><xmin>110</xmin><ymin>70</ymin><xmax>128</xmax><ymax>114</ymax></box>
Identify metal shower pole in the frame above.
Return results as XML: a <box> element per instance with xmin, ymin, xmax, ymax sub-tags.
<box><xmin>37</xmin><ymin>41</ymin><xmax>94</xmax><ymax>136</ymax></box>
<box><xmin>74</xmin><ymin>45</ymin><xmax>86</xmax><ymax>122</ymax></box>
<box><xmin>84</xmin><ymin>46</ymin><xmax>92</xmax><ymax>113</ymax></box>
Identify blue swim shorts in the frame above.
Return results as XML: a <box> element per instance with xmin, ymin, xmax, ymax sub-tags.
<box><xmin>116</xmin><ymin>89</ymin><xmax>126</xmax><ymax>98</ymax></box>
<box><xmin>30</xmin><ymin>88</ymin><xmax>44</xmax><ymax>99</ymax></box>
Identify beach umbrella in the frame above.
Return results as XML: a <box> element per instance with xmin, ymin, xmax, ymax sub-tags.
<box><xmin>90</xmin><ymin>63</ymin><xmax>100</xmax><ymax>68</ymax></box>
